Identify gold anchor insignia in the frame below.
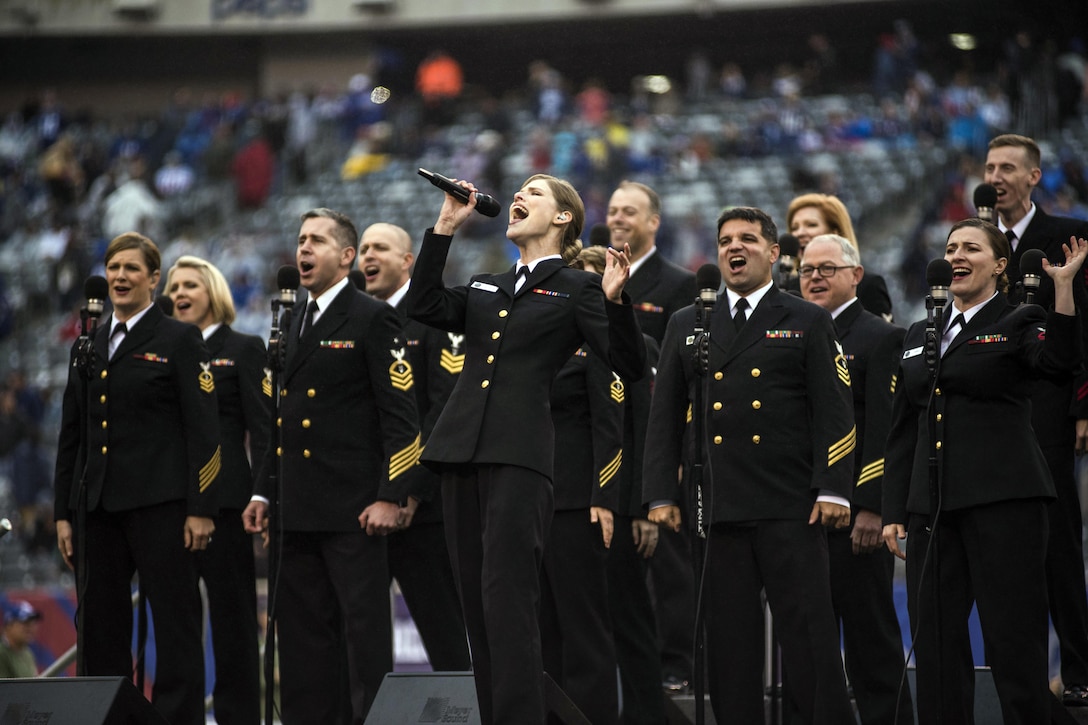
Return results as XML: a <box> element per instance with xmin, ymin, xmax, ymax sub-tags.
<box><xmin>834</xmin><ymin>341</ymin><xmax>851</xmax><ymax>387</ymax></box>
<box><xmin>610</xmin><ymin>372</ymin><xmax>625</xmax><ymax>404</ymax></box>
<box><xmin>389</xmin><ymin>348</ymin><xmax>414</xmax><ymax>391</ymax></box>
<box><xmin>199</xmin><ymin>362</ymin><xmax>215</xmax><ymax>394</ymax></box>
<box><xmin>447</xmin><ymin>332</ymin><xmax>464</xmax><ymax>354</ymax></box>
<box><xmin>262</xmin><ymin>368</ymin><xmax>273</xmax><ymax>398</ymax></box>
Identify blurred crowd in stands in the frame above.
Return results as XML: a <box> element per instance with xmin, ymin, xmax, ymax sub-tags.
<box><xmin>0</xmin><ymin>21</ymin><xmax>1086</xmax><ymax>582</ymax></box>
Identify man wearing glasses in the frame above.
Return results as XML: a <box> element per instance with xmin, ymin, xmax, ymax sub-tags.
<box><xmin>800</xmin><ymin>233</ymin><xmax>912</xmax><ymax>724</ymax></box>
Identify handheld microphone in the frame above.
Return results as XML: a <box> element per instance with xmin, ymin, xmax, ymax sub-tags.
<box><xmin>84</xmin><ymin>276</ymin><xmax>108</xmax><ymax>321</ymax></box>
<box><xmin>348</xmin><ymin>269</ymin><xmax>368</xmax><ymax>292</ymax></box>
<box><xmin>777</xmin><ymin>233</ymin><xmax>800</xmax><ymax>287</ymax></box>
<box><xmin>1021</xmin><ymin>248</ymin><xmax>1045</xmax><ymax>305</ymax></box>
<box><xmin>973</xmin><ymin>183</ymin><xmax>998</xmax><ymax>223</ymax></box>
<box><xmin>589</xmin><ymin>224</ymin><xmax>611</xmax><ymax>247</ymax></box>
<box><xmin>418</xmin><ymin>168</ymin><xmax>502</xmax><ymax>218</ymax></box>
<box><xmin>155</xmin><ymin>295</ymin><xmax>174</xmax><ymax>316</ymax></box>
<box><xmin>277</xmin><ymin>265</ymin><xmax>300</xmax><ymax>306</ymax></box>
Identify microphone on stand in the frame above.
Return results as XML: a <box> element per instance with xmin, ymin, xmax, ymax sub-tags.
<box><xmin>277</xmin><ymin>266</ymin><xmax>300</xmax><ymax>307</ymax></box>
<box><xmin>777</xmin><ymin>233</ymin><xmax>800</xmax><ymax>289</ymax></box>
<box><xmin>924</xmin><ymin>259</ymin><xmax>953</xmax><ymax>377</ymax></box>
<box><xmin>84</xmin><ymin>276</ymin><xmax>108</xmax><ymax>330</ymax></box>
<box><xmin>269</xmin><ymin>266</ymin><xmax>300</xmax><ymax>372</ymax></box>
<box><xmin>973</xmin><ymin>183</ymin><xmax>998</xmax><ymax>223</ymax></box>
<box><xmin>589</xmin><ymin>224</ymin><xmax>611</xmax><ymax>247</ymax></box>
<box><xmin>693</xmin><ymin>263</ymin><xmax>721</xmax><ymax>375</ymax></box>
<box><xmin>418</xmin><ymin>168</ymin><xmax>502</xmax><ymax>218</ymax></box>
<box><xmin>348</xmin><ymin>269</ymin><xmax>368</xmax><ymax>292</ymax></box>
<box><xmin>1020</xmin><ymin>249</ymin><xmax>1045</xmax><ymax>306</ymax></box>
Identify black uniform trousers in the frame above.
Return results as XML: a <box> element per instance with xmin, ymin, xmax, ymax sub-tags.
<box><xmin>195</xmin><ymin>507</ymin><xmax>260</xmax><ymax>725</ymax></box>
<box><xmin>540</xmin><ymin>509</ymin><xmax>619</xmax><ymax>725</ymax></box>
<box><xmin>388</xmin><ymin>520</ymin><xmax>471</xmax><ymax>671</ymax></box>
<box><xmin>607</xmin><ymin>515</ymin><xmax>666</xmax><ymax>724</ymax></box>
<box><xmin>906</xmin><ymin>499</ymin><xmax>1050</xmax><ymax>725</ymax></box>
<box><xmin>443</xmin><ymin>464</ymin><xmax>552</xmax><ymax>725</ymax></box>
<box><xmin>704</xmin><ymin>520</ymin><xmax>854</xmax><ymax>725</ymax></box>
<box><xmin>277</xmin><ymin>530</ymin><xmax>391</xmax><ymax>725</ymax></box>
<box><xmin>80</xmin><ymin>500</ymin><xmax>205</xmax><ymax>725</ymax></box>
<box><xmin>827</xmin><ymin>525</ymin><xmax>913</xmax><ymax>725</ymax></box>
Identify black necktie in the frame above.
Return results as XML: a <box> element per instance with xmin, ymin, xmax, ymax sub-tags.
<box><xmin>733</xmin><ymin>298</ymin><xmax>749</xmax><ymax>333</ymax></box>
<box><xmin>1005</xmin><ymin>229</ymin><xmax>1017</xmax><ymax>249</ymax></box>
<box><xmin>300</xmin><ymin>300</ymin><xmax>318</xmax><ymax>338</ymax></box>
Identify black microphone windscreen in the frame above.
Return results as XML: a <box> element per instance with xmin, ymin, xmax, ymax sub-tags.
<box><xmin>778</xmin><ymin>233</ymin><xmax>800</xmax><ymax>258</ymax></box>
<box><xmin>926</xmin><ymin>258</ymin><xmax>954</xmax><ymax>287</ymax></box>
<box><xmin>84</xmin><ymin>275</ymin><xmax>108</xmax><ymax>300</ymax></box>
<box><xmin>348</xmin><ymin>269</ymin><xmax>367</xmax><ymax>291</ymax></box>
<box><xmin>277</xmin><ymin>265</ymin><xmax>300</xmax><ymax>290</ymax></box>
<box><xmin>973</xmin><ymin>183</ymin><xmax>998</xmax><ymax>211</ymax></box>
<box><xmin>589</xmin><ymin>224</ymin><xmax>611</xmax><ymax>247</ymax></box>
<box><xmin>155</xmin><ymin>295</ymin><xmax>174</xmax><ymax>316</ymax></box>
<box><xmin>696</xmin><ymin>263</ymin><xmax>722</xmax><ymax>292</ymax></box>
<box><xmin>1021</xmin><ymin>248</ymin><xmax>1046</xmax><ymax>276</ymax></box>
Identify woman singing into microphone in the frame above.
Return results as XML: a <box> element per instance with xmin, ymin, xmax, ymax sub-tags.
<box><xmin>882</xmin><ymin>219</ymin><xmax>1087</xmax><ymax>723</ymax></box>
<box><xmin>167</xmin><ymin>255</ymin><xmax>270</xmax><ymax>725</ymax></box>
<box><xmin>407</xmin><ymin>174</ymin><xmax>645</xmax><ymax>724</ymax></box>
<box><xmin>53</xmin><ymin>233</ymin><xmax>221</xmax><ymax>725</ymax></box>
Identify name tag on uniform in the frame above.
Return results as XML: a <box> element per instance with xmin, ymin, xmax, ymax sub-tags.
<box><xmin>902</xmin><ymin>346</ymin><xmax>923</xmax><ymax>360</ymax></box>
<box><xmin>471</xmin><ymin>281</ymin><xmax>499</xmax><ymax>293</ymax></box>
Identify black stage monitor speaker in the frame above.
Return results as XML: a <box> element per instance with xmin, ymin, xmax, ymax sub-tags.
<box><xmin>364</xmin><ymin>671</ymin><xmax>591</xmax><ymax>724</ymax></box>
<box><xmin>0</xmin><ymin>676</ymin><xmax>168</xmax><ymax>725</ymax></box>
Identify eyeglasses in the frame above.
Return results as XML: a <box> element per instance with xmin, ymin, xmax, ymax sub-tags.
<box><xmin>799</xmin><ymin>264</ymin><xmax>855</xmax><ymax>279</ymax></box>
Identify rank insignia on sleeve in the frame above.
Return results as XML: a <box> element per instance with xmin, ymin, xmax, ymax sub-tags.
<box><xmin>263</xmin><ymin>368</ymin><xmax>273</xmax><ymax>398</ymax></box>
<box><xmin>441</xmin><ymin>333</ymin><xmax>465</xmax><ymax>374</ymax></box>
<box><xmin>834</xmin><ymin>341</ymin><xmax>851</xmax><ymax>387</ymax></box>
<box><xmin>199</xmin><ymin>362</ymin><xmax>215</xmax><ymax>394</ymax></box>
<box><xmin>389</xmin><ymin>348</ymin><xmax>414</xmax><ymax>391</ymax></box>
<box><xmin>610</xmin><ymin>372</ymin><xmax>625</xmax><ymax>404</ymax></box>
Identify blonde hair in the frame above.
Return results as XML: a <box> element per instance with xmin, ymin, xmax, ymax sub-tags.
<box><xmin>786</xmin><ymin>193</ymin><xmax>858</xmax><ymax>247</ymax></box>
<box><xmin>572</xmin><ymin>244</ymin><xmax>608</xmax><ymax>274</ymax></box>
<box><xmin>166</xmin><ymin>255</ymin><xmax>237</xmax><ymax>325</ymax></box>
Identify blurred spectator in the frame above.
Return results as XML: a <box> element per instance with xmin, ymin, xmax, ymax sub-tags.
<box><xmin>37</xmin><ymin>134</ymin><xmax>84</xmax><ymax>211</ymax></box>
<box><xmin>1056</xmin><ymin>39</ymin><xmax>1086</xmax><ymax>128</ymax></box>
<box><xmin>102</xmin><ymin>156</ymin><xmax>163</xmax><ymax>240</ymax></box>
<box><xmin>530</xmin><ymin>61</ymin><xmax>567</xmax><ymax>125</ymax></box>
<box><xmin>32</xmin><ymin>89</ymin><xmax>66</xmax><ymax>151</ymax></box>
<box><xmin>720</xmin><ymin>62</ymin><xmax>747</xmax><ymax>99</ymax></box>
<box><xmin>978</xmin><ymin>83</ymin><xmax>1012</xmax><ymax>132</ymax></box>
<box><xmin>340</xmin><ymin>122</ymin><xmax>391</xmax><ymax>180</ymax></box>
<box><xmin>154</xmin><ymin>150</ymin><xmax>196</xmax><ymax>199</ymax></box>
<box><xmin>576</xmin><ymin>78</ymin><xmax>611</xmax><ymax>127</ymax></box>
<box><xmin>686</xmin><ymin>51</ymin><xmax>712</xmax><ymax>103</ymax></box>
<box><xmin>803</xmin><ymin>33</ymin><xmax>838</xmax><ymax>94</ymax></box>
<box><xmin>0</xmin><ymin>600</ymin><xmax>41</xmax><ymax>678</ymax></box>
<box><xmin>417</xmin><ymin>50</ymin><xmax>463</xmax><ymax>126</ymax></box>
<box><xmin>0</xmin><ymin>113</ymin><xmax>35</xmax><ymax>170</ymax></box>
<box><xmin>231</xmin><ymin>121</ymin><xmax>275</xmax><ymax>210</ymax></box>
<box><xmin>286</xmin><ymin>89</ymin><xmax>317</xmax><ymax>186</ymax></box>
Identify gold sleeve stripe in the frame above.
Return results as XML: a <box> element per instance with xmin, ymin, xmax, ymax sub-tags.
<box><xmin>389</xmin><ymin>434</ymin><xmax>422</xmax><ymax>481</ymax></box>
<box><xmin>599</xmin><ymin>449</ymin><xmax>623</xmax><ymax>488</ymax></box>
<box><xmin>857</xmin><ymin>458</ymin><xmax>885</xmax><ymax>486</ymax></box>
<box><xmin>198</xmin><ymin>445</ymin><xmax>222</xmax><ymax>492</ymax></box>
<box><xmin>890</xmin><ymin>374</ymin><xmax>897</xmax><ymax>394</ymax></box>
<box><xmin>827</xmin><ymin>426</ymin><xmax>856</xmax><ymax>468</ymax></box>
<box><xmin>685</xmin><ymin>403</ymin><xmax>693</xmax><ymax>424</ymax></box>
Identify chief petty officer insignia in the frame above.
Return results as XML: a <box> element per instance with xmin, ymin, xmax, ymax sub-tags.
<box><xmin>389</xmin><ymin>347</ymin><xmax>414</xmax><ymax>391</ymax></box>
<box><xmin>262</xmin><ymin>367</ymin><xmax>273</xmax><ymax>398</ymax></box>
<box><xmin>610</xmin><ymin>372</ymin><xmax>625</xmax><ymax>404</ymax></box>
<box><xmin>833</xmin><ymin>340</ymin><xmax>851</xmax><ymax>387</ymax></box>
<box><xmin>199</xmin><ymin>362</ymin><xmax>216</xmax><ymax>394</ymax></box>
<box><xmin>440</xmin><ymin>332</ymin><xmax>465</xmax><ymax>375</ymax></box>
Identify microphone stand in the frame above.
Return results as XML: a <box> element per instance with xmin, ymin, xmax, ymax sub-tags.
<box><xmin>690</xmin><ymin>293</ymin><xmax>713</xmax><ymax>725</ymax></box>
<box><xmin>72</xmin><ymin>306</ymin><xmax>99</xmax><ymax>676</ymax></box>
<box><xmin>263</xmin><ymin>294</ymin><xmax>292</xmax><ymax>725</ymax></box>
<box><xmin>923</xmin><ymin>293</ymin><xmax>947</xmax><ymax>725</ymax></box>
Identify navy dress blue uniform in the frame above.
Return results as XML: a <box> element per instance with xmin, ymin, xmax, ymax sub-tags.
<box><xmin>53</xmin><ymin>305</ymin><xmax>221</xmax><ymax>725</ymax></box>
<box><xmin>884</xmin><ymin>297</ymin><xmax>1081</xmax><ymax>723</ymax></box>
<box><xmin>644</xmin><ymin>284</ymin><xmax>857</xmax><ymax>724</ymax></box>
<box><xmin>623</xmin><ymin>250</ymin><xmax>697</xmax><ymax>698</ymax></box>
<box><xmin>407</xmin><ymin>228</ymin><xmax>646</xmax><ymax>724</ymax></box>
<box><xmin>1003</xmin><ymin>208</ymin><xmax>1088</xmax><ymax>692</ymax></box>
<box><xmin>541</xmin><ymin>346</ymin><xmax>624</xmax><ymax>724</ymax></box>
<box><xmin>388</xmin><ymin>298</ymin><xmax>471</xmax><ymax>672</ymax></box>
<box><xmin>826</xmin><ymin>300</ymin><xmax>912</xmax><ymax>725</ymax></box>
<box><xmin>255</xmin><ymin>281</ymin><xmax>422</xmax><ymax>724</ymax></box>
<box><xmin>197</xmin><ymin>325</ymin><xmax>270</xmax><ymax>725</ymax></box>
